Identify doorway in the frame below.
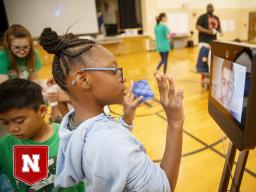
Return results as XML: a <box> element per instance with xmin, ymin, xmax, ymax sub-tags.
<box><xmin>248</xmin><ymin>12</ymin><xmax>256</xmax><ymax>42</ymax></box>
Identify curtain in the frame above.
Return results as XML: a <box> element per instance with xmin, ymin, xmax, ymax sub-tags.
<box><xmin>118</xmin><ymin>0</ymin><xmax>138</xmax><ymax>29</ymax></box>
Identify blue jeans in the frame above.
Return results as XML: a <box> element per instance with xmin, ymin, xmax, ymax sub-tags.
<box><xmin>157</xmin><ymin>52</ymin><xmax>169</xmax><ymax>73</ymax></box>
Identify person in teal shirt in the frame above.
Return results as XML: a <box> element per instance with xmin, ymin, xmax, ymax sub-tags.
<box><xmin>154</xmin><ymin>13</ymin><xmax>171</xmax><ymax>74</ymax></box>
<box><xmin>0</xmin><ymin>24</ymin><xmax>43</xmax><ymax>83</ymax></box>
<box><xmin>0</xmin><ymin>79</ymin><xmax>85</xmax><ymax>192</ymax></box>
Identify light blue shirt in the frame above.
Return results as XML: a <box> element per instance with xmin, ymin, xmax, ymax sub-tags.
<box><xmin>55</xmin><ymin>110</ymin><xmax>170</xmax><ymax>192</ymax></box>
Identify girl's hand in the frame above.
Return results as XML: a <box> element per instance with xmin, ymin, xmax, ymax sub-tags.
<box><xmin>46</xmin><ymin>78</ymin><xmax>56</xmax><ymax>87</ymax></box>
<box><xmin>47</xmin><ymin>91</ymin><xmax>70</xmax><ymax>103</ymax></box>
<box><xmin>123</xmin><ymin>81</ymin><xmax>143</xmax><ymax>125</ymax></box>
<box><xmin>46</xmin><ymin>92</ymin><xmax>59</xmax><ymax>103</ymax></box>
<box><xmin>155</xmin><ymin>73</ymin><xmax>184</xmax><ymax>128</ymax></box>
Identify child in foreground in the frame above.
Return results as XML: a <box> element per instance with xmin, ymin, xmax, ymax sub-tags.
<box><xmin>0</xmin><ymin>79</ymin><xmax>85</xmax><ymax>192</ymax></box>
<box><xmin>39</xmin><ymin>28</ymin><xmax>184</xmax><ymax>192</ymax></box>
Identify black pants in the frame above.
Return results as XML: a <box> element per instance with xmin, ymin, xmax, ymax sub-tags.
<box><xmin>157</xmin><ymin>52</ymin><xmax>169</xmax><ymax>73</ymax></box>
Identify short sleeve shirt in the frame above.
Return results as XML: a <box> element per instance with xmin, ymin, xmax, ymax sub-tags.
<box><xmin>0</xmin><ymin>48</ymin><xmax>43</xmax><ymax>79</ymax></box>
<box><xmin>154</xmin><ymin>23</ymin><xmax>171</xmax><ymax>52</ymax></box>
<box><xmin>196</xmin><ymin>13</ymin><xmax>221</xmax><ymax>43</ymax></box>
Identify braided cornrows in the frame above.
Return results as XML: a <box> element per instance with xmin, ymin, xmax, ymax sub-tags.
<box><xmin>39</xmin><ymin>27</ymin><xmax>95</xmax><ymax>91</ymax></box>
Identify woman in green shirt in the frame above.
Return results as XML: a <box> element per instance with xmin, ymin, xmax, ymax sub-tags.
<box><xmin>0</xmin><ymin>24</ymin><xmax>43</xmax><ymax>83</ymax></box>
<box><xmin>0</xmin><ymin>24</ymin><xmax>69</xmax><ymax>122</ymax></box>
<box><xmin>154</xmin><ymin>13</ymin><xmax>171</xmax><ymax>74</ymax></box>
<box><xmin>0</xmin><ymin>24</ymin><xmax>70</xmax><ymax>122</ymax></box>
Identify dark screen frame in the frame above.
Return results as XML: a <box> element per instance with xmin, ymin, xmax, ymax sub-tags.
<box><xmin>209</xmin><ymin>40</ymin><xmax>256</xmax><ymax>150</ymax></box>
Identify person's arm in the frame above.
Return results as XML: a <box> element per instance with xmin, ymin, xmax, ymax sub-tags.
<box><xmin>196</xmin><ymin>25</ymin><xmax>213</xmax><ymax>35</ymax></box>
<box><xmin>0</xmin><ymin>51</ymin><xmax>10</xmax><ymax>83</ymax></box>
<box><xmin>47</xmin><ymin>91</ymin><xmax>70</xmax><ymax>103</ymax></box>
<box><xmin>164</xmin><ymin>25</ymin><xmax>171</xmax><ymax>40</ymax></box>
<box><xmin>118</xmin><ymin>116</ymin><xmax>134</xmax><ymax>131</ymax></box>
<box><xmin>34</xmin><ymin>48</ymin><xmax>43</xmax><ymax>70</ymax></box>
<box><xmin>0</xmin><ymin>75</ymin><xmax>8</xmax><ymax>84</ymax></box>
<box><xmin>29</xmin><ymin>48</ymin><xmax>44</xmax><ymax>82</ymax></box>
<box><xmin>46</xmin><ymin>78</ymin><xmax>56</xmax><ymax>86</ymax></box>
<box><xmin>30</xmin><ymin>72</ymin><xmax>39</xmax><ymax>81</ymax></box>
<box><xmin>122</xmin><ymin>80</ymin><xmax>143</xmax><ymax>126</ymax></box>
<box><xmin>155</xmin><ymin>73</ymin><xmax>184</xmax><ymax>191</ymax></box>
<box><xmin>0</xmin><ymin>138</ymin><xmax>16</xmax><ymax>191</ymax></box>
<box><xmin>29</xmin><ymin>49</ymin><xmax>43</xmax><ymax>82</ymax></box>
<box><xmin>95</xmin><ymin>130</ymin><xmax>171</xmax><ymax>192</ymax></box>
<box><xmin>216</xmin><ymin>16</ymin><xmax>223</xmax><ymax>34</ymax></box>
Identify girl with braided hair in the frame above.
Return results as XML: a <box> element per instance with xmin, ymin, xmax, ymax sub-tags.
<box><xmin>39</xmin><ymin>27</ymin><xmax>184</xmax><ymax>192</ymax></box>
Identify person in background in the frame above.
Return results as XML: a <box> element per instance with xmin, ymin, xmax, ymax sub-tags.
<box><xmin>196</xmin><ymin>4</ymin><xmax>222</xmax><ymax>89</ymax></box>
<box><xmin>154</xmin><ymin>13</ymin><xmax>171</xmax><ymax>74</ymax></box>
<box><xmin>196</xmin><ymin>4</ymin><xmax>222</xmax><ymax>45</ymax></box>
<box><xmin>0</xmin><ymin>24</ymin><xmax>68</xmax><ymax>122</ymax></box>
<box><xmin>0</xmin><ymin>24</ymin><xmax>42</xmax><ymax>82</ymax></box>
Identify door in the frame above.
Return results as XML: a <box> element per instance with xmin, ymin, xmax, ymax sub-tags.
<box><xmin>248</xmin><ymin>12</ymin><xmax>256</xmax><ymax>42</ymax></box>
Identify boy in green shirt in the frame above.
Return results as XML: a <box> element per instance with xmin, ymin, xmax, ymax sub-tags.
<box><xmin>0</xmin><ymin>79</ymin><xmax>85</xmax><ymax>192</ymax></box>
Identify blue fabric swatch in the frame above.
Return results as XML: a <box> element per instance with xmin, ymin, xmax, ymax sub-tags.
<box><xmin>132</xmin><ymin>80</ymin><xmax>154</xmax><ymax>102</ymax></box>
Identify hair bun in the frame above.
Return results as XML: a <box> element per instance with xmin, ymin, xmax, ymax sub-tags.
<box><xmin>39</xmin><ymin>27</ymin><xmax>64</xmax><ymax>54</ymax></box>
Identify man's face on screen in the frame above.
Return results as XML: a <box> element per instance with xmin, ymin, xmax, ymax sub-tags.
<box><xmin>221</xmin><ymin>67</ymin><xmax>234</xmax><ymax>109</ymax></box>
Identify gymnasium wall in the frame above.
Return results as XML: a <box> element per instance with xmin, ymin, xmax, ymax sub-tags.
<box><xmin>141</xmin><ymin>0</ymin><xmax>256</xmax><ymax>44</ymax></box>
<box><xmin>4</xmin><ymin>0</ymin><xmax>99</xmax><ymax>37</ymax></box>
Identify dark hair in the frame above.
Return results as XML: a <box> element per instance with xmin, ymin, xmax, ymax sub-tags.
<box><xmin>156</xmin><ymin>13</ymin><xmax>166</xmax><ymax>25</ymax></box>
<box><xmin>3</xmin><ymin>24</ymin><xmax>36</xmax><ymax>75</ymax></box>
<box><xmin>207</xmin><ymin>3</ymin><xmax>213</xmax><ymax>8</ymax></box>
<box><xmin>0</xmin><ymin>79</ymin><xmax>44</xmax><ymax>113</ymax></box>
<box><xmin>39</xmin><ymin>28</ymin><xmax>96</xmax><ymax>91</ymax></box>
<box><xmin>222</xmin><ymin>60</ymin><xmax>233</xmax><ymax>71</ymax></box>
<box><xmin>234</xmin><ymin>38</ymin><xmax>241</xmax><ymax>43</ymax></box>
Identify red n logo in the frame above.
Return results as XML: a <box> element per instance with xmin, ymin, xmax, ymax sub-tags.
<box><xmin>13</xmin><ymin>145</ymin><xmax>48</xmax><ymax>185</ymax></box>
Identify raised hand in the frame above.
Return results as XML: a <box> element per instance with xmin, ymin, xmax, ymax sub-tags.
<box><xmin>123</xmin><ymin>81</ymin><xmax>143</xmax><ymax>125</ymax></box>
<box><xmin>155</xmin><ymin>73</ymin><xmax>184</xmax><ymax>128</ymax></box>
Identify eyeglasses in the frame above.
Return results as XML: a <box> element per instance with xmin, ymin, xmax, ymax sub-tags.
<box><xmin>82</xmin><ymin>67</ymin><xmax>123</xmax><ymax>81</ymax></box>
<box><xmin>72</xmin><ymin>67</ymin><xmax>124</xmax><ymax>85</ymax></box>
<box><xmin>11</xmin><ymin>45</ymin><xmax>30</xmax><ymax>52</ymax></box>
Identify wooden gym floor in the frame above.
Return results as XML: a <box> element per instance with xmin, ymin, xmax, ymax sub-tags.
<box><xmin>38</xmin><ymin>46</ymin><xmax>256</xmax><ymax>192</ymax></box>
